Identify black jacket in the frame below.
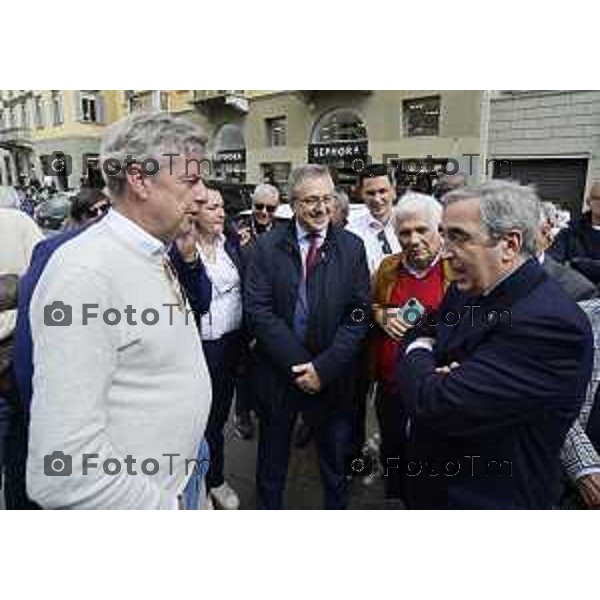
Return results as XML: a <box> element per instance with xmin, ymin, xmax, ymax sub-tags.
<box><xmin>244</xmin><ymin>220</ymin><xmax>370</xmax><ymax>418</ymax></box>
<box><xmin>400</xmin><ymin>259</ymin><xmax>594</xmax><ymax>509</ymax></box>
<box><xmin>548</xmin><ymin>213</ymin><xmax>600</xmax><ymax>284</ymax></box>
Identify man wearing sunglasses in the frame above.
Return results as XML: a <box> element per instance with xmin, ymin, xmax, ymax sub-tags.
<box><xmin>239</xmin><ymin>184</ymin><xmax>280</xmax><ymax>248</ymax></box>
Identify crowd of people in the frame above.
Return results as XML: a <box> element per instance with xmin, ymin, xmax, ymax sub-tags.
<box><xmin>1</xmin><ymin>110</ymin><xmax>600</xmax><ymax>509</ymax></box>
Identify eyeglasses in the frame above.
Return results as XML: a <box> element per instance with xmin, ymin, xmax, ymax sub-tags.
<box><xmin>440</xmin><ymin>229</ymin><xmax>502</xmax><ymax>251</ymax></box>
<box><xmin>254</xmin><ymin>203</ymin><xmax>277</xmax><ymax>213</ymax></box>
<box><xmin>297</xmin><ymin>195</ymin><xmax>334</xmax><ymax>208</ymax></box>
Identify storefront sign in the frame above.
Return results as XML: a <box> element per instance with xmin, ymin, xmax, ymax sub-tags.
<box><xmin>308</xmin><ymin>140</ymin><xmax>368</xmax><ymax>162</ymax></box>
<box><xmin>217</xmin><ymin>150</ymin><xmax>246</xmax><ymax>163</ymax></box>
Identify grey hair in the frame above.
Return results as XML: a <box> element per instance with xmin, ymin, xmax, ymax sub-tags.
<box><xmin>332</xmin><ymin>188</ymin><xmax>350</xmax><ymax>215</ymax></box>
<box><xmin>288</xmin><ymin>164</ymin><xmax>332</xmax><ymax>202</ymax></box>
<box><xmin>252</xmin><ymin>183</ymin><xmax>280</xmax><ymax>204</ymax></box>
<box><xmin>444</xmin><ymin>180</ymin><xmax>541</xmax><ymax>258</ymax></box>
<box><xmin>100</xmin><ymin>111</ymin><xmax>208</xmax><ymax>197</ymax></box>
<box><xmin>393</xmin><ymin>192</ymin><xmax>442</xmax><ymax>231</ymax></box>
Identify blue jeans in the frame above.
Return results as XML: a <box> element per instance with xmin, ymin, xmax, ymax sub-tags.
<box><xmin>181</xmin><ymin>439</ymin><xmax>211</xmax><ymax>510</ymax></box>
<box><xmin>0</xmin><ymin>396</ymin><xmax>9</xmax><ymax>492</ymax></box>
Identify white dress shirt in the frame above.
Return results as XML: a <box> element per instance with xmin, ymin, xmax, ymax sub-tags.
<box><xmin>198</xmin><ymin>235</ymin><xmax>243</xmax><ymax>341</ymax></box>
<box><xmin>346</xmin><ymin>211</ymin><xmax>401</xmax><ymax>275</ymax></box>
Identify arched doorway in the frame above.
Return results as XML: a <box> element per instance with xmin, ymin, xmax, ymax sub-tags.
<box><xmin>308</xmin><ymin>108</ymin><xmax>368</xmax><ymax>189</ymax></box>
<box><xmin>212</xmin><ymin>123</ymin><xmax>246</xmax><ymax>183</ymax></box>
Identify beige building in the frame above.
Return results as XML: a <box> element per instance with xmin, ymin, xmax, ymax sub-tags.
<box><xmin>0</xmin><ymin>90</ymin><xmax>128</xmax><ymax>189</ymax></box>
<box><xmin>1</xmin><ymin>90</ymin><xmax>485</xmax><ymax>199</ymax></box>
<box><xmin>185</xmin><ymin>90</ymin><xmax>484</xmax><ymax>197</ymax></box>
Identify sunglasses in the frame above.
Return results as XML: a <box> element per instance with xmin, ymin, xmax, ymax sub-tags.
<box><xmin>85</xmin><ymin>203</ymin><xmax>110</xmax><ymax>219</ymax></box>
<box><xmin>254</xmin><ymin>203</ymin><xmax>277</xmax><ymax>214</ymax></box>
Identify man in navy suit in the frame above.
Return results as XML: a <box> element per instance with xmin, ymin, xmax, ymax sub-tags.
<box><xmin>399</xmin><ymin>180</ymin><xmax>593</xmax><ymax>509</ymax></box>
<box><xmin>245</xmin><ymin>164</ymin><xmax>371</xmax><ymax>509</ymax></box>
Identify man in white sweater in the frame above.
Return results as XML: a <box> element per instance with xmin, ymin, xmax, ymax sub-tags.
<box><xmin>27</xmin><ymin>112</ymin><xmax>212</xmax><ymax>509</ymax></box>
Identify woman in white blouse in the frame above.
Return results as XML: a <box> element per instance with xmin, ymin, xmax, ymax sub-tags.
<box><xmin>194</xmin><ymin>187</ymin><xmax>244</xmax><ymax>510</ymax></box>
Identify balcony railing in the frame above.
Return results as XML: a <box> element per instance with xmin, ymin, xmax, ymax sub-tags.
<box><xmin>192</xmin><ymin>91</ymin><xmax>248</xmax><ymax>112</ymax></box>
<box><xmin>0</xmin><ymin>126</ymin><xmax>33</xmax><ymax>148</ymax></box>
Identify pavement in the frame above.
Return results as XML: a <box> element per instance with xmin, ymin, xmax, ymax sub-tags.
<box><xmin>1</xmin><ymin>405</ymin><xmax>400</xmax><ymax>511</ymax></box>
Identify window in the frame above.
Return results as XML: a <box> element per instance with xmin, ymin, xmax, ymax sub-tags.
<box><xmin>261</xmin><ymin>162</ymin><xmax>291</xmax><ymax>199</ymax></box>
<box><xmin>81</xmin><ymin>92</ymin><xmax>98</xmax><ymax>122</ymax></box>
<box><xmin>160</xmin><ymin>91</ymin><xmax>169</xmax><ymax>111</ymax></box>
<box><xmin>312</xmin><ymin>108</ymin><xmax>367</xmax><ymax>143</ymax></box>
<box><xmin>52</xmin><ymin>91</ymin><xmax>63</xmax><ymax>126</ymax></box>
<box><xmin>20</xmin><ymin>102</ymin><xmax>30</xmax><ymax>129</ymax></box>
<box><xmin>266</xmin><ymin>116</ymin><xmax>287</xmax><ymax>147</ymax></box>
<box><xmin>403</xmin><ymin>96</ymin><xmax>441</xmax><ymax>137</ymax></box>
<box><xmin>34</xmin><ymin>96</ymin><xmax>44</xmax><ymax>128</ymax></box>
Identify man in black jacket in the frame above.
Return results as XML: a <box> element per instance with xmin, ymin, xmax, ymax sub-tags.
<box><xmin>399</xmin><ymin>181</ymin><xmax>593</xmax><ymax>509</ymax></box>
<box><xmin>538</xmin><ymin>201</ymin><xmax>596</xmax><ymax>301</ymax></box>
<box><xmin>549</xmin><ymin>181</ymin><xmax>600</xmax><ymax>284</ymax></box>
<box><xmin>245</xmin><ymin>164</ymin><xmax>370</xmax><ymax>509</ymax></box>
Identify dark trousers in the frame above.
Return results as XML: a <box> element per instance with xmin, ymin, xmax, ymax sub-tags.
<box><xmin>350</xmin><ymin>345</ymin><xmax>372</xmax><ymax>457</ymax></box>
<box><xmin>256</xmin><ymin>398</ymin><xmax>355</xmax><ymax>509</ymax></box>
<box><xmin>234</xmin><ymin>347</ymin><xmax>256</xmax><ymax>417</ymax></box>
<box><xmin>374</xmin><ymin>383</ymin><xmax>406</xmax><ymax>500</ymax></box>
<box><xmin>202</xmin><ymin>331</ymin><xmax>242</xmax><ymax>490</ymax></box>
<box><xmin>0</xmin><ymin>398</ymin><xmax>38</xmax><ymax>510</ymax></box>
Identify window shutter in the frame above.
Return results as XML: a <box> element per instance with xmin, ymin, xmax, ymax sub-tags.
<box><xmin>96</xmin><ymin>94</ymin><xmax>105</xmax><ymax>124</ymax></box>
<box><xmin>75</xmin><ymin>91</ymin><xmax>83</xmax><ymax>122</ymax></box>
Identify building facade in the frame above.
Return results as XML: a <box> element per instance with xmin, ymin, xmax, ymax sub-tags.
<box><xmin>1</xmin><ymin>90</ymin><xmax>485</xmax><ymax>200</ymax></box>
<box><xmin>0</xmin><ymin>90</ymin><xmax>129</xmax><ymax>190</ymax></box>
<box><xmin>184</xmin><ymin>90</ymin><xmax>484</xmax><ymax>198</ymax></box>
<box><xmin>488</xmin><ymin>90</ymin><xmax>600</xmax><ymax>214</ymax></box>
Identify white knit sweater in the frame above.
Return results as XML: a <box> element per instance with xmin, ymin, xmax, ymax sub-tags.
<box><xmin>27</xmin><ymin>210</ymin><xmax>212</xmax><ymax>509</ymax></box>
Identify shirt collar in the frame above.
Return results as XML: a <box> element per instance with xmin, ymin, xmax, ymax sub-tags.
<box><xmin>481</xmin><ymin>258</ymin><xmax>526</xmax><ymax>297</ymax></box>
<box><xmin>404</xmin><ymin>252</ymin><xmax>441</xmax><ymax>279</ymax></box>
<box><xmin>104</xmin><ymin>208</ymin><xmax>165</xmax><ymax>258</ymax></box>
<box><xmin>367</xmin><ymin>212</ymin><xmax>391</xmax><ymax>231</ymax></box>
<box><xmin>295</xmin><ymin>220</ymin><xmax>326</xmax><ymax>244</ymax></box>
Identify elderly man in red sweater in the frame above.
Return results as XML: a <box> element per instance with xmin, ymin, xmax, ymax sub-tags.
<box><xmin>371</xmin><ymin>192</ymin><xmax>452</xmax><ymax>502</ymax></box>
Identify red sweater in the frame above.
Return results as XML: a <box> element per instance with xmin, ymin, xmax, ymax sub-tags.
<box><xmin>376</xmin><ymin>260</ymin><xmax>445</xmax><ymax>387</ymax></box>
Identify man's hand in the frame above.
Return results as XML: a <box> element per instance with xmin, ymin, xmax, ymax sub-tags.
<box><xmin>577</xmin><ymin>473</ymin><xmax>600</xmax><ymax>509</ymax></box>
<box><xmin>238</xmin><ymin>225</ymin><xmax>252</xmax><ymax>247</ymax></box>
<box><xmin>435</xmin><ymin>362</ymin><xmax>460</xmax><ymax>375</ymax></box>
<box><xmin>375</xmin><ymin>307</ymin><xmax>411</xmax><ymax>341</ymax></box>
<box><xmin>175</xmin><ymin>217</ymin><xmax>199</xmax><ymax>263</ymax></box>
<box><xmin>292</xmin><ymin>362</ymin><xmax>321</xmax><ymax>395</ymax></box>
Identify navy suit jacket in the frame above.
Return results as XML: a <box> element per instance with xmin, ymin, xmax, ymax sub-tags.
<box><xmin>244</xmin><ymin>220</ymin><xmax>370</xmax><ymax>418</ymax></box>
<box><xmin>399</xmin><ymin>259</ymin><xmax>594</xmax><ymax>509</ymax></box>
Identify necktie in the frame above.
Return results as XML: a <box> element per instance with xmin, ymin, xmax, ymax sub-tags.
<box><xmin>305</xmin><ymin>233</ymin><xmax>320</xmax><ymax>282</ymax></box>
<box><xmin>377</xmin><ymin>229</ymin><xmax>393</xmax><ymax>255</ymax></box>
